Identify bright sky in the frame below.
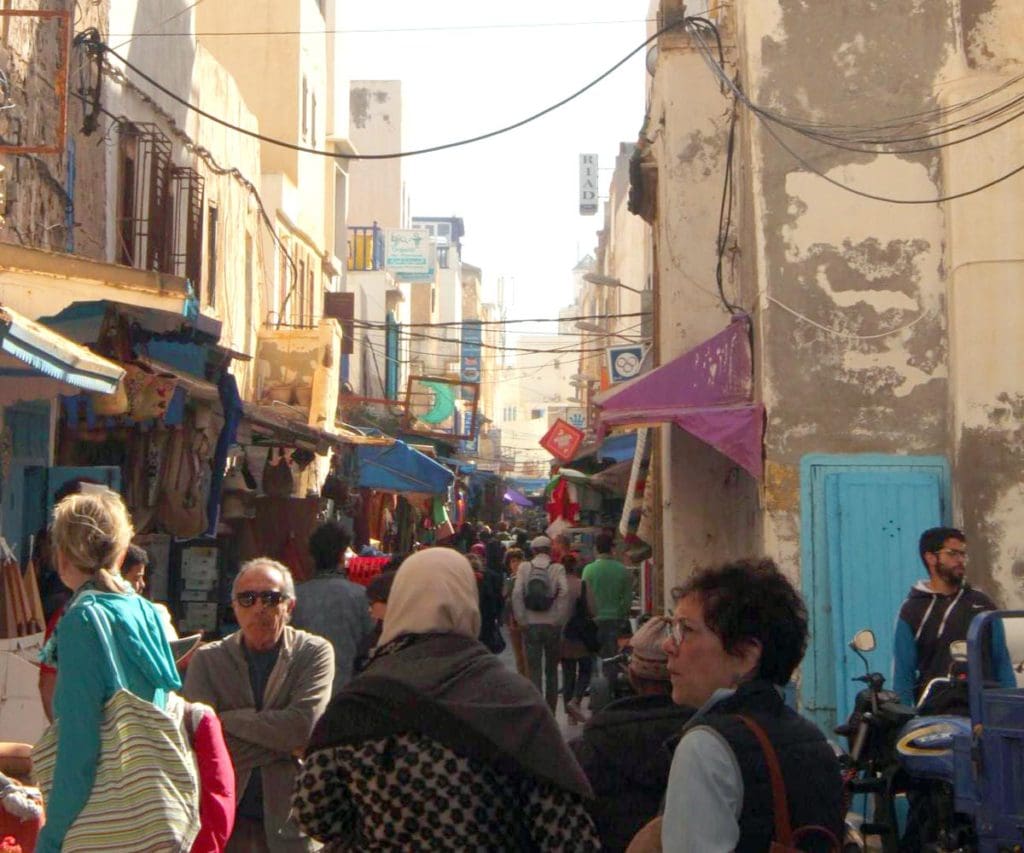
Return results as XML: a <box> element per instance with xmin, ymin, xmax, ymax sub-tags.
<box><xmin>344</xmin><ymin>1</ymin><xmax>652</xmax><ymax>322</ymax></box>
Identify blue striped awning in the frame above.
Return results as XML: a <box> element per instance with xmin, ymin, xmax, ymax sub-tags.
<box><xmin>0</xmin><ymin>306</ymin><xmax>124</xmax><ymax>394</ymax></box>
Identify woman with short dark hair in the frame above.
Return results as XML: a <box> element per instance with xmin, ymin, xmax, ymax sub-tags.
<box><xmin>650</xmin><ymin>558</ymin><xmax>843</xmax><ymax>852</ymax></box>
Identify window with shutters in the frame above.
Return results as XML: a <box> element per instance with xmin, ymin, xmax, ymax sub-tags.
<box><xmin>116</xmin><ymin>123</ymin><xmax>171</xmax><ymax>273</ymax></box>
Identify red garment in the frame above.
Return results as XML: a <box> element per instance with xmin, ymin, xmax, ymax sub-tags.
<box><xmin>546</xmin><ymin>478</ymin><xmax>579</xmax><ymax>524</ymax></box>
<box><xmin>188</xmin><ymin>706</ymin><xmax>236</xmax><ymax>853</ymax></box>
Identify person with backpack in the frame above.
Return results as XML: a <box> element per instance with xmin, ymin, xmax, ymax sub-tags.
<box><xmin>512</xmin><ymin>535</ymin><xmax>569</xmax><ymax>713</ymax></box>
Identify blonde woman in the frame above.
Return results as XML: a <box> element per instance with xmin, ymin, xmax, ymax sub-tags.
<box><xmin>36</xmin><ymin>489</ymin><xmax>184</xmax><ymax>853</ymax></box>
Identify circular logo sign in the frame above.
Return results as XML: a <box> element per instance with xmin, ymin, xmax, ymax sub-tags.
<box><xmin>614</xmin><ymin>350</ymin><xmax>642</xmax><ymax>379</ymax></box>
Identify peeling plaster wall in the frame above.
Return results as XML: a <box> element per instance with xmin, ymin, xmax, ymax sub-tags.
<box><xmin>647</xmin><ymin>27</ymin><xmax>760</xmax><ymax>596</ymax></box>
<box><xmin>733</xmin><ymin>1</ymin><xmax>955</xmax><ymax>586</ymax></box>
<box><xmin>943</xmin><ymin>0</ymin><xmax>1024</xmax><ymax>605</ymax></box>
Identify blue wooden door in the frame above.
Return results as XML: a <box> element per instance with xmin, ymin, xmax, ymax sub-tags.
<box><xmin>801</xmin><ymin>456</ymin><xmax>949</xmax><ymax>733</ymax></box>
<box><xmin>826</xmin><ymin>471</ymin><xmax>944</xmax><ymax>726</ymax></box>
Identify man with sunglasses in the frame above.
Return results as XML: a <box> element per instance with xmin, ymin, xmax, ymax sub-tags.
<box><xmin>185</xmin><ymin>558</ymin><xmax>334</xmax><ymax>852</ymax></box>
<box><xmin>893</xmin><ymin>526</ymin><xmax>1015</xmax><ymax>708</ymax></box>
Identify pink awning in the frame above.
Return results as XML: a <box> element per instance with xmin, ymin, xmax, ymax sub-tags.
<box><xmin>594</xmin><ymin>315</ymin><xmax>764</xmax><ymax>477</ymax></box>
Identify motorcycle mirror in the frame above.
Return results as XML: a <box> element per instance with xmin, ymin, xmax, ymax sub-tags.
<box><xmin>949</xmin><ymin>640</ymin><xmax>967</xmax><ymax>662</ymax></box>
<box><xmin>850</xmin><ymin>629</ymin><xmax>876</xmax><ymax>653</ymax></box>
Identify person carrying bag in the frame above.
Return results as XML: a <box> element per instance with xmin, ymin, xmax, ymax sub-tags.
<box><xmin>31</xmin><ymin>489</ymin><xmax>199</xmax><ymax>853</ymax></box>
<box><xmin>33</xmin><ymin>601</ymin><xmax>199</xmax><ymax>852</ymax></box>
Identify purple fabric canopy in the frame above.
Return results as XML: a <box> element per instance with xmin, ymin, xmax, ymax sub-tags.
<box><xmin>594</xmin><ymin>315</ymin><xmax>764</xmax><ymax>478</ymax></box>
<box><xmin>503</xmin><ymin>488</ymin><xmax>534</xmax><ymax>508</ymax></box>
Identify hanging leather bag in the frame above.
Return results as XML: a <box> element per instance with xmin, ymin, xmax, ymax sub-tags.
<box><xmin>736</xmin><ymin>715</ymin><xmax>841</xmax><ymax>852</ymax></box>
<box><xmin>261</xmin><ymin>447</ymin><xmax>294</xmax><ymax>498</ymax></box>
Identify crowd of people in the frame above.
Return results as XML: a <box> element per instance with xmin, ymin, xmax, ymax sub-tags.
<box><xmin>26</xmin><ymin>488</ymin><xmax>1011</xmax><ymax>852</ymax></box>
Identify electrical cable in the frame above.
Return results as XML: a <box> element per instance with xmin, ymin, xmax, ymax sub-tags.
<box><xmin>67</xmin><ymin>82</ymin><xmax>299</xmax><ymax>302</ymax></box>
<box><xmin>685</xmin><ymin>18</ymin><xmax>1024</xmax><ymax>205</ymax></box>
<box><xmin>108</xmin><ymin>18</ymin><xmax>655</xmax><ymax>38</ymax></box>
<box><xmin>686</xmin><ymin>16</ymin><xmax>1024</xmax><ymax>147</ymax></box>
<box><xmin>82</xmin><ymin>19</ymin><xmax>685</xmax><ymax>161</ymax></box>
<box><xmin>348</xmin><ymin>310</ymin><xmax>650</xmax><ymax>329</ymax></box>
<box><xmin>715</xmin><ymin>100</ymin><xmax>740</xmax><ymax>314</ymax></box>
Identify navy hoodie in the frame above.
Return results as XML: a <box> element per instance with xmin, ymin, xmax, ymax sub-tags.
<box><xmin>893</xmin><ymin>581</ymin><xmax>1016</xmax><ymax>705</ymax></box>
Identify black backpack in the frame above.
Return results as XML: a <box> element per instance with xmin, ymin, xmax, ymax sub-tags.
<box><xmin>523</xmin><ymin>559</ymin><xmax>555</xmax><ymax>612</ymax></box>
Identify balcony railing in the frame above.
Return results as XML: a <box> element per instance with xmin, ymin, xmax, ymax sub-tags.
<box><xmin>347</xmin><ymin>224</ymin><xmax>384</xmax><ymax>271</ymax></box>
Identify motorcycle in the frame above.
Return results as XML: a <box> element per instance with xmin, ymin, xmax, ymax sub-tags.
<box><xmin>836</xmin><ymin>610</ymin><xmax>1024</xmax><ymax>853</ymax></box>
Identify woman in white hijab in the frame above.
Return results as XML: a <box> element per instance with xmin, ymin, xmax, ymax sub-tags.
<box><xmin>294</xmin><ymin>547</ymin><xmax>598</xmax><ymax>851</ymax></box>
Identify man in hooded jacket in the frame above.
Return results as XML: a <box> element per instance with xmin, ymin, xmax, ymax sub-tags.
<box><xmin>893</xmin><ymin>526</ymin><xmax>1015</xmax><ymax>708</ymax></box>
<box><xmin>569</xmin><ymin>617</ymin><xmax>694</xmax><ymax>852</ymax></box>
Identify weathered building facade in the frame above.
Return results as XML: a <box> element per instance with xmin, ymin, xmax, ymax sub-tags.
<box><xmin>635</xmin><ymin>0</ymin><xmax>1024</xmax><ymax>728</ymax></box>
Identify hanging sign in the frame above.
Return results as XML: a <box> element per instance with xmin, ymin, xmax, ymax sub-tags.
<box><xmin>461</xmin><ymin>320</ymin><xmax>482</xmax><ymax>384</ymax></box>
<box><xmin>606</xmin><ymin>343</ymin><xmax>648</xmax><ymax>384</ymax></box>
<box><xmin>579</xmin><ymin>153</ymin><xmax>598</xmax><ymax>215</ymax></box>
<box><xmin>540</xmin><ymin>418</ymin><xmax>585</xmax><ymax>463</ymax></box>
<box><xmin>385</xmin><ymin>228</ymin><xmax>433</xmax><ymax>278</ymax></box>
<box><xmin>563</xmin><ymin>407</ymin><xmax>587</xmax><ymax>430</ymax></box>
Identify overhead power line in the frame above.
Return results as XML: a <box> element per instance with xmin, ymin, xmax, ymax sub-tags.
<box><xmin>350</xmin><ymin>310</ymin><xmax>649</xmax><ymax>330</ymax></box>
<box><xmin>686</xmin><ymin>17</ymin><xmax>1024</xmax><ymax>205</ymax></box>
<box><xmin>78</xmin><ymin>19</ymin><xmax>683</xmax><ymax>161</ymax></box>
<box><xmin>108</xmin><ymin>18</ymin><xmax>653</xmax><ymax>39</ymax></box>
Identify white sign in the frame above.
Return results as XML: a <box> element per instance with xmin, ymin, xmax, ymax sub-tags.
<box><xmin>607</xmin><ymin>344</ymin><xmax>648</xmax><ymax>383</ymax></box>
<box><xmin>564</xmin><ymin>407</ymin><xmax>587</xmax><ymax>429</ymax></box>
<box><xmin>579</xmin><ymin>153</ymin><xmax>598</xmax><ymax>215</ymax></box>
<box><xmin>385</xmin><ymin>229</ymin><xmax>433</xmax><ymax>276</ymax></box>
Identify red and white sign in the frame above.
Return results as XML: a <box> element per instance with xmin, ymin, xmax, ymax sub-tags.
<box><xmin>539</xmin><ymin>418</ymin><xmax>585</xmax><ymax>462</ymax></box>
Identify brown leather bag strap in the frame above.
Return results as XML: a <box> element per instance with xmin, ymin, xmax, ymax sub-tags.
<box><xmin>736</xmin><ymin>714</ymin><xmax>793</xmax><ymax>846</ymax></box>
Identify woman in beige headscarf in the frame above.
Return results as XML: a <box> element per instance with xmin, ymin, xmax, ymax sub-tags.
<box><xmin>294</xmin><ymin>547</ymin><xmax>598</xmax><ymax>851</ymax></box>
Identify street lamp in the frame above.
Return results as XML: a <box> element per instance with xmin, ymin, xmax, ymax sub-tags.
<box><xmin>583</xmin><ymin>272</ymin><xmax>645</xmax><ymax>295</ymax></box>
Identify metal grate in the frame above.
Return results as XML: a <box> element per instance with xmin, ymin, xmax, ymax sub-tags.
<box><xmin>116</xmin><ymin>122</ymin><xmax>172</xmax><ymax>273</ymax></box>
<box><xmin>168</xmin><ymin>166</ymin><xmax>205</xmax><ymax>288</ymax></box>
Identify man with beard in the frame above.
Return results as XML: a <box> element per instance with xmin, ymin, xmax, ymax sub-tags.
<box><xmin>893</xmin><ymin>526</ymin><xmax>1015</xmax><ymax>708</ymax></box>
<box><xmin>185</xmin><ymin>558</ymin><xmax>334</xmax><ymax>852</ymax></box>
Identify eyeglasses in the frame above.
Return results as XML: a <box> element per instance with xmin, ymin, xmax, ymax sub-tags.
<box><xmin>234</xmin><ymin>590</ymin><xmax>288</xmax><ymax>608</ymax></box>
<box><xmin>938</xmin><ymin>548</ymin><xmax>968</xmax><ymax>562</ymax></box>
<box><xmin>665</xmin><ymin>617</ymin><xmax>695</xmax><ymax>648</ymax></box>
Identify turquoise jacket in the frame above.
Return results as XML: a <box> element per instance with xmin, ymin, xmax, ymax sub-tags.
<box><xmin>36</xmin><ymin>589</ymin><xmax>181</xmax><ymax>853</ymax></box>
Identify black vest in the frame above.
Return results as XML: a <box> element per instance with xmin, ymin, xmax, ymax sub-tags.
<box><xmin>695</xmin><ymin>680</ymin><xmax>843</xmax><ymax>852</ymax></box>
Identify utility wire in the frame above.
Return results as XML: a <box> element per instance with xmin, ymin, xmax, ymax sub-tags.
<box><xmin>686</xmin><ymin>19</ymin><xmax>1024</xmax><ymax>205</ymax></box>
<box><xmin>83</xmin><ymin>19</ymin><xmax>684</xmax><ymax>161</ymax></box>
<box><xmin>108</xmin><ymin>18</ymin><xmax>654</xmax><ymax>38</ymax></box>
<box><xmin>349</xmin><ymin>310</ymin><xmax>649</xmax><ymax>330</ymax></box>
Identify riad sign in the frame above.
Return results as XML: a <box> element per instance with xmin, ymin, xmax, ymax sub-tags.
<box><xmin>385</xmin><ymin>229</ymin><xmax>433</xmax><ymax>278</ymax></box>
<box><xmin>579</xmin><ymin>154</ymin><xmax>598</xmax><ymax>216</ymax></box>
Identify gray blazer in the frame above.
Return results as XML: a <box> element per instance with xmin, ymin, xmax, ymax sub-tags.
<box><xmin>184</xmin><ymin>625</ymin><xmax>334</xmax><ymax>852</ymax></box>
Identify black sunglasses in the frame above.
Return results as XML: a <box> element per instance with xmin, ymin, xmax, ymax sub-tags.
<box><xmin>234</xmin><ymin>590</ymin><xmax>288</xmax><ymax>608</ymax></box>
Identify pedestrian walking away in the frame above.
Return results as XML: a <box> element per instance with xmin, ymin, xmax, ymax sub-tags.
<box><xmin>560</xmin><ymin>551</ymin><xmax>597</xmax><ymax>725</ymax></box>
<box><xmin>582</xmin><ymin>533</ymin><xmax>633</xmax><ymax>678</ymax></box>
<box><xmin>512</xmin><ymin>535</ymin><xmax>570</xmax><ymax>713</ymax></box>
<box><xmin>184</xmin><ymin>558</ymin><xmax>334</xmax><ymax>853</ymax></box>
<box><xmin>293</xmin><ymin>546</ymin><xmax>600</xmax><ymax>851</ymax></box>
<box><xmin>291</xmin><ymin>521</ymin><xmax>375</xmax><ymax>695</ymax></box>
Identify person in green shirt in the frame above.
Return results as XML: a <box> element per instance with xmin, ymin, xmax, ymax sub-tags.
<box><xmin>581</xmin><ymin>532</ymin><xmax>632</xmax><ymax>676</ymax></box>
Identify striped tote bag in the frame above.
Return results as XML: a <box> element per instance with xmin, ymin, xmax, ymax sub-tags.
<box><xmin>32</xmin><ymin>601</ymin><xmax>199</xmax><ymax>852</ymax></box>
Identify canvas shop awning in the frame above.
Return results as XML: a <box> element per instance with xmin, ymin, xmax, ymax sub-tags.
<box><xmin>594</xmin><ymin>314</ymin><xmax>765</xmax><ymax>478</ymax></box>
<box><xmin>0</xmin><ymin>305</ymin><xmax>124</xmax><ymax>394</ymax></box>
<box><xmin>355</xmin><ymin>440</ymin><xmax>455</xmax><ymax>495</ymax></box>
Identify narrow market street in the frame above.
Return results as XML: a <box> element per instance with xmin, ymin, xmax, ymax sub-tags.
<box><xmin>0</xmin><ymin>0</ymin><xmax>1023</xmax><ymax>850</ymax></box>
